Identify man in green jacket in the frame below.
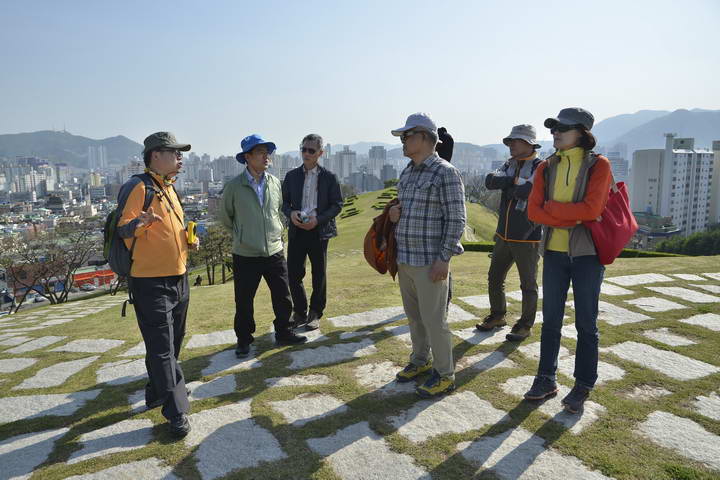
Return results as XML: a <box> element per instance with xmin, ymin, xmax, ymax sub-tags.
<box><xmin>219</xmin><ymin>134</ymin><xmax>307</xmax><ymax>358</ymax></box>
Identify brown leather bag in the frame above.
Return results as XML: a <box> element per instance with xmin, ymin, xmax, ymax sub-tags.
<box><xmin>363</xmin><ymin>199</ymin><xmax>399</xmax><ymax>279</ymax></box>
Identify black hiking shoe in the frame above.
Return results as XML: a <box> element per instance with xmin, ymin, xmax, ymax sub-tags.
<box><xmin>169</xmin><ymin>413</ymin><xmax>191</xmax><ymax>438</ymax></box>
<box><xmin>524</xmin><ymin>376</ymin><xmax>559</xmax><ymax>400</ymax></box>
<box><xmin>275</xmin><ymin>330</ymin><xmax>308</xmax><ymax>346</ymax></box>
<box><xmin>235</xmin><ymin>341</ymin><xmax>251</xmax><ymax>358</ymax></box>
<box><xmin>561</xmin><ymin>384</ymin><xmax>591</xmax><ymax>413</ymax></box>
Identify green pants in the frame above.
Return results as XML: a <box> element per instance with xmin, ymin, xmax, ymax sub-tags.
<box><xmin>487</xmin><ymin>237</ymin><xmax>540</xmax><ymax>328</ymax></box>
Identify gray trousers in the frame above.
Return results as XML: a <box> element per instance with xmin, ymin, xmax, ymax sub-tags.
<box><xmin>487</xmin><ymin>237</ymin><xmax>540</xmax><ymax>328</ymax></box>
<box><xmin>398</xmin><ymin>263</ymin><xmax>455</xmax><ymax>379</ymax></box>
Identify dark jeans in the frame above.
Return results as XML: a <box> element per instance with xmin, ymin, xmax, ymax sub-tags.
<box><xmin>488</xmin><ymin>237</ymin><xmax>540</xmax><ymax>327</ymax></box>
<box><xmin>232</xmin><ymin>253</ymin><xmax>293</xmax><ymax>344</ymax></box>
<box><xmin>130</xmin><ymin>274</ymin><xmax>190</xmax><ymax>420</ymax></box>
<box><xmin>287</xmin><ymin>229</ymin><xmax>329</xmax><ymax>317</ymax></box>
<box><xmin>538</xmin><ymin>251</ymin><xmax>604</xmax><ymax>389</ymax></box>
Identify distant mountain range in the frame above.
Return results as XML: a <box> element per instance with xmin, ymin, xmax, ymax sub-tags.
<box><xmin>0</xmin><ymin>130</ymin><xmax>143</xmax><ymax>168</ymax></box>
<box><xmin>1</xmin><ymin>109</ymin><xmax>718</xmax><ymax>167</ymax></box>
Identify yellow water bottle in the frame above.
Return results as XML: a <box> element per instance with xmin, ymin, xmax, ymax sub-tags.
<box><xmin>187</xmin><ymin>221</ymin><xmax>197</xmax><ymax>245</ymax></box>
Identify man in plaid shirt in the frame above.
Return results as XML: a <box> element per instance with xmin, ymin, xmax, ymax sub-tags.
<box><xmin>388</xmin><ymin>112</ymin><xmax>466</xmax><ymax>398</ymax></box>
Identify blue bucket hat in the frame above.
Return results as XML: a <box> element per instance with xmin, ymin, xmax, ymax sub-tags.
<box><xmin>235</xmin><ymin>134</ymin><xmax>277</xmax><ymax>164</ymax></box>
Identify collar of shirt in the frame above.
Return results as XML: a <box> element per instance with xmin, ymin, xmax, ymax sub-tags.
<box><xmin>406</xmin><ymin>152</ymin><xmax>440</xmax><ymax>170</ymax></box>
<box><xmin>245</xmin><ymin>167</ymin><xmax>266</xmax><ymax>186</ymax></box>
<box><xmin>304</xmin><ymin>164</ymin><xmax>319</xmax><ymax>175</ymax></box>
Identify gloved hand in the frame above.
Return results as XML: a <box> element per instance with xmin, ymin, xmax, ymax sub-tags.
<box><xmin>436</xmin><ymin>127</ymin><xmax>454</xmax><ymax>162</ymax></box>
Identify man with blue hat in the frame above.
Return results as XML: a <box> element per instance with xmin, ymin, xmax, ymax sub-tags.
<box><xmin>219</xmin><ymin>134</ymin><xmax>307</xmax><ymax>358</ymax></box>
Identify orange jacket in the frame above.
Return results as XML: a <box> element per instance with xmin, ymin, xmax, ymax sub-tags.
<box><xmin>118</xmin><ymin>172</ymin><xmax>188</xmax><ymax>277</ymax></box>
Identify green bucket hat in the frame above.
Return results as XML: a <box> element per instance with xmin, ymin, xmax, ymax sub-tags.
<box><xmin>142</xmin><ymin>132</ymin><xmax>191</xmax><ymax>155</ymax></box>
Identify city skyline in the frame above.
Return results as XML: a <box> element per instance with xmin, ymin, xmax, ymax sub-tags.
<box><xmin>1</xmin><ymin>0</ymin><xmax>718</xmax><ymax>157</ymax></box>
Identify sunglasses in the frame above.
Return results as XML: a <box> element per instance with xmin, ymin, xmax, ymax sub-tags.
<box><xmin>400</xmin><ymin>130</ymin><xmax>420</xmax><ymax>143</ymax></box>
<box><xmin>157</xmin><ymin>149</ymin><xmax>183</xmax><ymax>158</ymax></box>
<box><xmin>550</xmin><ymin>124</ymin><xmax>580</xmax><ymax>134</ymax></box>
<box><xmin>301</xmin><ymin>147</ymin><xmax>318</xmax><ymax>154</ymax></box>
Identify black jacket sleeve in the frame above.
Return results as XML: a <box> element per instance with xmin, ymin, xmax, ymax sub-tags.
<box><xmin>281</xmin><ymin>170</ymin><xmax>294</xmax><ymax>219</ymax></box>
<box><xmin>513</xmin><ymin>181</ymin><xmax>533</xmax><ymax>199</ymax></box>
<box><xmin>317</xmin><ymin>172</ymin><xmax>343</xmax><ymax>225</ymax></box>
<box><xmin>485</xmin><ymin>171</ymin><xmax>515</xmax><ymax>190</ymax></box>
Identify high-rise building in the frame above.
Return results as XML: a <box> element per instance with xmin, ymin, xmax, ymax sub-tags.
<box><xmin>380</xmin><ymin>164</ymin><xmax>398</xmax><ymax>183</ymax></box>
<box><xmin>334</xmin><ymin>146</ymin><xmax>356</xmax><ymax>182</ymax></box>
<box><xmin>368</xmin><ymin>146</ymin><xmax>387</xmax><ymax>179</ymax></box>
<box><xmin>606</xmin><ymin>151</ymin><xmax>629</xmax><ymax>185</ymax></box>
<box><xmin>631</xmin><ymin>134</ymin><xmax>714</xmax><ymax>236</ymax></box>
<box><xmin>709</xmin><ymin>141</ymin><xmax>720</xmax><ymax>224</ymax></box>
<box><xmin>87</xmin><ymin>145</ymin><xmax>107</xmax><ymax>169</ymax></box>
<box><xmin>212</xmin><ymin>155</ymin><xmax>242</xmax><ymax>184</ymax></box>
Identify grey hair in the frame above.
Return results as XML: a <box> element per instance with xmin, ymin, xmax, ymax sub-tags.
<box><xmin>301</xmin><ymin>133</ymin><xmax>324</xmax><ymax>150</ymax></box>
<box><xmin>420</xmin><ymin>130</ymin><xmax>438</xmax><ymax>146</ymax></box>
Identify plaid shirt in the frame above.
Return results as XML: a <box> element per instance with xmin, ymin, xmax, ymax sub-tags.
<box><xmin>395</xmin><ymin>153</ymin><xmax>466</xmax><ymax>266</ymax></box>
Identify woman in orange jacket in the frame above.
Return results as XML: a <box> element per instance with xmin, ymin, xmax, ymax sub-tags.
<box><xmin>522</xmin><ymin>108</ymin><xmax>612</xmax><ymax>414</ymax></box>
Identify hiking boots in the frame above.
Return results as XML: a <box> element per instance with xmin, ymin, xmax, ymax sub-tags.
<box><xmin>235</xmin><ymin>341</ymin><xmax>251</xmax><ymax>358</ymax></box>
<box><xmin>476</xmin><ymin>313</ymin><xmax>507</xmax><ymax>331</ymax></box>
<box><xmin>291</xmin><ymin>311</ymin><xmax>308</xmax><ymax>328</ymax></box>
<box><xmin>169</xmin><ymin>413</ymin><xmax>191</xmax><ymax>438</ymax></box>
<box><xmin>396</xmin><ymin>360</ymin><xmax>433</xmax><ymax>383</ymax></box>
<box><xmin>305</xmin><ymin>310</ymin><xmax>320</xmax><ymax>331</ymax></box>
<box><xmin>416</xmin><ymin>369</ymin><xmax>456</xmax><ymax>398</ymax></box>
<box><xmin>275</xmin><ymin>330</ymin><xmax>308</xmax><ymax>346</ymax></box>
<box><xmin>505</xmin><ymin>324</ymin><xmax>532</xmax><ymax>342</ymax></box>
<box><xmin>562</xmin><ymin>384</ymin><xmax>591</xmax><ymax>413</ymax></box>
<box><xmin>523</xmin><ymin>376</ymin><xmax>559</xmax><ymax>400</ymax></box>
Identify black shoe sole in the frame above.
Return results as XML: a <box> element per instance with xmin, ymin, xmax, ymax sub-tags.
<box><xmin>170</xmin><ymin>426</ymin><xmax>191</xmax><ymax>438</ymax></box>
<box><xmin>476</xmin><ymin>324</ymin><xmax>507</xmax><ymax>332</ymax></box>
<box><xmin>275</xmin><ymin>338</ymin><xmax>308</xmax><ymax>346</ymax></box>
<box><xmin>505</xmin><ymin>334</ymin><xmax>529</xmax><ymax>342</ymax></box>
<box><xmin>305</xmin><ymin>322</ymin><xmax>319</xmax><ymax>331</ymax></box>
<box><xmin>416</xmin><ymin>383</ymin><xmax>456</xmax><ymax>398</ymax></box>
<box><xmin>524</xmin><ymin>388</ymin><xmax>559</xmax><ymax>401</ymax></box>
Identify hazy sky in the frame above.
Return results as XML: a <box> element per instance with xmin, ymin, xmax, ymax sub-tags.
<box><xmin>2</xmin><ymin>0</ymin><xmax>718</xmax><ymax>157</ymax></box>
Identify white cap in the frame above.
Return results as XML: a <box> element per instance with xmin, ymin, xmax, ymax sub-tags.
<box><xmin>391</xmin><ymin>112</ymin><xmax>437</xmax><ymax>136</ymax></box>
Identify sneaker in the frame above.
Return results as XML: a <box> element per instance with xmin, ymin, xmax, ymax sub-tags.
<box><xmin>305</xmin><ymin>310</ymin><xmax>320</xmax><ymax>331</ymax></box>
<box><xmin>275</xmin><ymin>330</ymin><xmax>308</xmax><ymax>346</ymax></box>
<box><xmin>395</xmin><ymin>361</ymin><xmax>433</xmax><ymax>383</ymax></box>
<box><xmin>562</xmin><ymin>384</ymin><xmax>591</xmax><ymax>413</ymax></box>
<box><xmin>523</xmin><ymin>376</ymin><xmax>559</xmax><ymax>400</ymax></box>
<box><xmin>476</xmin><ymin>313</ymin><xmax>507</xmax><ymax>331</ymax></box>
<box><xmin>169</xmin><ymin>414</ymin><xmax>191</xmax><ymax>438</ymax></box>
<box><xmin>416</xmin><ymin>369</ymin><xmax>456</xmax><ymax>398</ymax></box>
<box><xmin>291</xmin><ymin>311</ymin><xmax>308</xmax><ymax>328</ymax></box>
<box><xmin>235</xmin><ymin>341</ymin><xmax>251</xmax><ymax>358</ymax></box>
<box><xmin>505</xmin><ymin>324</ymin><xmax>531</xmax><ymax>342</ymax></box>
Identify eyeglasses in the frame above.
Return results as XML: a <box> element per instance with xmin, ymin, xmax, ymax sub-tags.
<box><xmin>301</xmin><ymin>147</ymin><xmax>318</xmax><ymax>154</ymax></box>
<box><xmin>400</xmin><ymin>130</ymin><xmax>420</xmax><ymax>143</ymax></box>
<box><xmin>157</xmin><ymin>149</ymin><xmax>183</xmax><ymax>158</ymax></box>
<box><xmin>550</xmin><ymin>124</ymin><xmax>579</xmax><ymax>134</ymax></box>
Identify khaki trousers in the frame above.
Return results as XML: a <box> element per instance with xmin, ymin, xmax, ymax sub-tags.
<box><xmin>398</xmin><ymin>263</ymin><xmax>455</xmax><ymax>379</ymax></box>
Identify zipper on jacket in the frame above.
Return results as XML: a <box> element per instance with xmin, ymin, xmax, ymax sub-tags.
<box><xmin>565</xmin><ymin>158</ymin><xmax>570</xmax><ymax>186</ymax></box>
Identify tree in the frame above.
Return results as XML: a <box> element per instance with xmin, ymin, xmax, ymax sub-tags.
<box><xmin>463</xmin><ymin>174</ymin><xmax>501</xmax><ymax>213</ymax></box>
<box><xmin>383</xmin><ymin>179</ymin><xmax>398</xmax><ymax>188</ymax></box>
<box><xmin>0</xmin><ymin>224</ymin><xmax>100</xmax><ymax>311</ymax></box>
<box><xmin>340</xmin><ymin>183</ymin><xmax>358</xmax><ymax>199</ymax></box>
<box><xmin>189</xmin><ymin>225</ymin><xmax>232</xmax><ymax>285</ymax></box>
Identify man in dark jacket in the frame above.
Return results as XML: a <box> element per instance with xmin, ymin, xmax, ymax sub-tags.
<box><xmin>282</xmin><ymin>134</ymin><xmax>343</xmax><ymax>331</ymax></box>
<box><xmin>476</xmin><ymin>124</ymin><xmax>542</xmax><ymax>341</ymax></box>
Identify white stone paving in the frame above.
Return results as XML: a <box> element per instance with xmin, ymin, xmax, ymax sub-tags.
<box><xmin>692</xmin><ymin>392</ymin><xmax>720</xmax><ymax>421</ymax></box>
<box><xmin>457</xmin><ymin>351</ymin><xmax>518</xmax><ymax>372</ymax></box>
<box><xmin>556</xmin><ymin>356</ymin><xmax>626</xmax><ymax>385</ymax></box>
<box><xmin>51</xmin><ymin>338</ymin><xmax>125</xmax><ymax>353</ymax></box>
<box><xmin>502</xmin><ymin>376</ymin><xmax>606</xmax><ymax>433</ymax></box>
<box><xmin>329</xmin><ymin>306</ymin><xmax>406</xmax><ymax>328</ymax></box>
<box><xmin>603</xmin><ymin>341</ymin><xmax>720</xmax><ymax>380</ymax></box>
<box><xmin>641</xmin><ymin>328</ymin><xmax>696</xmax><ymax>347</ymax></box>
<box><xmin>703</xmin><ymin>273</ymin><xmax>720</xmax><ymax>281</ymax></box>
<box><xmin>4</xmin><ymin>335</ymin><xmax>66</xmax><ymax>353</ymax></box>
<box><xmin>673</xmin><ymin>274</ymin><xmax>707</xmax><ymax>281</ymax></box>
<box><xmin>605</xmin><ymin>273</ymin><xmax>674</xmax><ymax>286</ymax></box>
<box><xmin>201</xmin><ymin>349</ymin><xmax>262</xmax><ymax>376</ymax></box>
<box><xmin>383</xmin><ymin>324</ymin><xmax>412</xmax><ymax>345</ymax></box>
<box><xmin>119</xmin><ymin>341</ymin><xmax>146</xmax><ymax>357</ymax></box>
<box><xmin>270</xmin><ymin>393</ymin><xmax>348</xmax><ymax>426</ymax></box>
<box><xmin>185</xmin><ymin>401</ymin><xmax>287</xmax><ymax>479</ymax></box>
<box><xmin>0</xmin><ymin>357</ymin><xmax>38</xmax><ymax>373</ymax></box>
<box><xmin>447</xmin><ymin>303</ymin><xmax>476</xmax><ymax>323</ymax></box>
<box><xmin>679</xmin><ymin>313</ymin><xmax>720</xmax><ymax>331</ymax></box>
<box><xmin>307</xmin><ymin>422</ymin><xmax>431</xmax><ymax>480</ymax></box>
<box><xmin>519</xmin><ymin>342</ymin><xmax>570</xmax><ymax>361</ymax></box>
<box><xmin>68</xmin><ymin>419</ymin><xmax>154</xmax><ymax>464</ymax></box>
<box><xmin>287</xmin><ymin>339</ymin><xmax>377</xmax><ymax>370</ymax></box>
<box><xmin>39</xmin><ymin>318</ymin><xmax>75</xmax><ymax>326</ymax></box>
<box><xmin>600</xmin><ymin>283</ymin><xmax>634</xmax><ymax>296</ymax></box>
<box><xmin>453</xmin><ymin>325</ymin><xmax>512</xmax><ymax>345</ymax></box>
<box><xmin>624</xmin><ymin>385</ymin><xmax>672</xmax><ymax>400</ymax></box>
<box><xmin>458</xmin><ymin>294</ymin><xmax>493</xmax><ymax>309</ymax></box>
<box><xmin>624</xmin><ymin>296</ymin><xmax>687</xmax><ymax>312</ymax></box>
<box><xmin>354</xmin><ymin>361</ymin><xmax>416</xmax><ymax>396</ymax></box>
<box><xmin>570</xmin><ymin>301</ymin><xmax>651</xmax><ymax>326</ymax></box>
<box><xmin>265</xmin><ymin>374</ymin><xmax>331</xmax><ymax>388</ymax></box>
<box><xmin>96</xmin><ymin>359</ymin><xmax>147</xmax><ymax>385</ymax></box>
<box><xmin>458</xmin><ymin>426</ymin><xmax>614</xmax><ymax>479</ymax></box>
<box><xmin>187</xmin><ymin>374</ymin><xmax>237</xmax><ymax>401</ymax></box>
<box><xmin>0</xmin><ymin>389</ymin><xmax>101</xmax><ymax>423</ymax></box>
<box><xmin>0</xmin><ymin>335</ymin><xmax>32</xmax><ymax>346</ymax></box>
<box><xmin>388</xmin><ymin>391</ymin><xmax>508</xmax><ymax>443</ymax></box>
<box><xmin>637</xmin><ymin>411</ymin><xmax>720</xmax><ymax>471</ymax></box>
<box><xmin>646</xmin><ymin>286</ymin><xmax>720</xmax><ymax>303</ymax></box>
<box><xmin>14</xmin><ymin>356</ymin><xmax>99</xmax><ymax>390</ymax></box>
<box><xmin>338</xmin><ymin>330</ymin><xmax>369</xmax><ymax>340</ymax></box>
<box><xmin>507</xmin><ymin>289</ymin><xmax>544</xmax><ymax>301</ymax></box>
<box><xmin>0</xmin><ymin>427</ymin><xmax>69</xmax><ymax>480</ymax></box>
<box><xmin>690</xmin><ymin>283</ymin><xmax>720</xmax><ymax>294</ymax></box>
<box><xmin>186</xmin><ymin>329</ymin><xmax>236</xmax><ymax>349</ymax></box>
<box><xmin>63</xmin><ymin>458</ymin><xmax>181</xmax><ymax>480</ymax></box>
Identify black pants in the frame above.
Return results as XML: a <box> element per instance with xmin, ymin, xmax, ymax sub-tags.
<box><xmin>232</xmin><ymin>253</ymin><xmax>293</xmax><ymax>344</ymax></box>
<box><xmin>130</xmin><ymin>274</ymin><xmax>190</xmax><ymax>420</ymax></box>
<box><xmin>287</xmin><ymin>229</ymin><xmax>329</xmax><ymax>317</ymax></box>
